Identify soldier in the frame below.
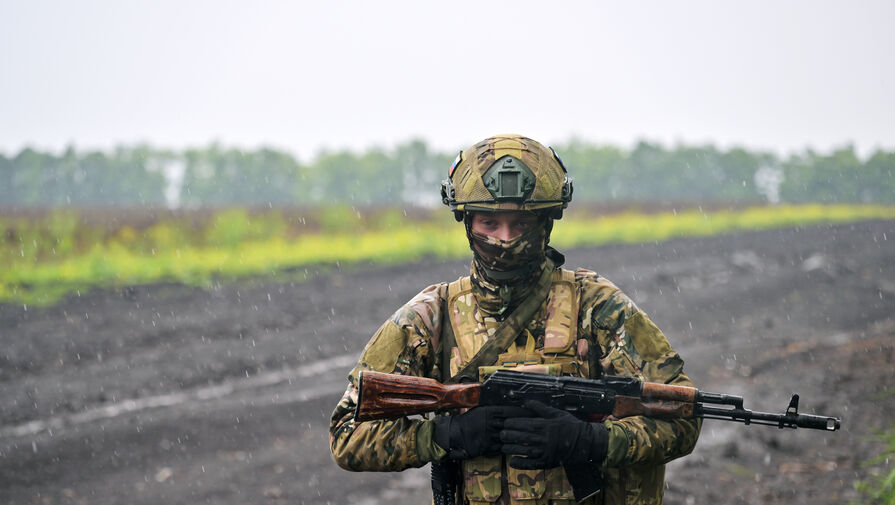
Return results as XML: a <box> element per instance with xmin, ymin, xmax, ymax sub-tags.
<box><xmin>330</xmin><ymin>134</ymin><xmax>700</xmax><ymax>504</ymax></box>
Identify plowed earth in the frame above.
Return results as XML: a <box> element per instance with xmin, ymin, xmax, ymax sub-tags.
<box><xmin>1</xmin><ymin>220</ymin><xmax>893</xmax><ymax>505</ymax></box>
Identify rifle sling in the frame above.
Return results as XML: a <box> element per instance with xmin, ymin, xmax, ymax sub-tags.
<box><xmin>445</xmin><ymin>257</ymin><xmax>556</xmax><ymax>385</ymax></box>
<box><xmin>440</xmin><ymin>284</ymin><xmax>457</xmax><ymax>384</ymax></box>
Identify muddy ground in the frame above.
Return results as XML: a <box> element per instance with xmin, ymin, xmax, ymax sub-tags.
<box><xmin>1</xmin><ymin>220</ymin><xmax>893</xmax><ymax>505</ymax></box>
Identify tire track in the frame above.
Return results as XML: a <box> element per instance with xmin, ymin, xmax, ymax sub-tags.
<box><xmin>0</xmin><ymin>354</ymin><xmax>357</xmax><ymax>439</ymax></box>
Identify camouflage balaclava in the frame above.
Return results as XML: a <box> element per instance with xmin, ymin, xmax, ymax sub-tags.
<box><xmin>465</xmin><ymin>212</ymin><xmax>561</xmax><ymax>316</ymax></box>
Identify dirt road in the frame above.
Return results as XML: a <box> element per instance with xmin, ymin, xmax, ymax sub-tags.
<box><xmin>1</xmin><ymin>220</ymin><xmax>893</xmax><ymax>504</ymax></box>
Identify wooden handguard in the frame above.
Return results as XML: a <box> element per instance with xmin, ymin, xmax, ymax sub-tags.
<box><xmin>613</xmin><ymin>382</ymin><xmax>697</xmax><ymax>418</ymax></box>
<box><xmin>641</xmin><ymin>382</ymin><xmax>698</xmax><ymax>403</ymax></box>
<box><xmin>355</xmin><ymin>370</ymin><xmax>481</xmax><ymax>422</ymax></box>
<box><xmin>612</xmin><ymin>397</ymin><xmax>695</xmax><ymax>418</ymax></box>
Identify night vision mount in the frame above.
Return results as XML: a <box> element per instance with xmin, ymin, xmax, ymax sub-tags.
<box><xmin>482</xmin><ymin>155</ymin><xmax>536</xmax><ymax>202</ymax></box>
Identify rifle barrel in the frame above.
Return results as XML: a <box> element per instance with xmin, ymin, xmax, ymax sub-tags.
<box><xmin>698</xmin><ymin>405</ymin><xmax>840</xmax><ymax>431</ymax></box>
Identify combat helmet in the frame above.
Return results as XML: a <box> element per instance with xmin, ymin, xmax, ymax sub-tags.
<box><xmin>441</xmin><ymin>134</ymin><xmax>573</xmax><ymax>221</ymax></box>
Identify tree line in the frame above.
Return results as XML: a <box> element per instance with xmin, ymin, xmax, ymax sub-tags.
<box><xmin>1</xmin><ymin>139</ymin><xmax>892</xmax><ymax>208</ymax></box>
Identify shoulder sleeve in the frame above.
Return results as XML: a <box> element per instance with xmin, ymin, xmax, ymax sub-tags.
<box><xmin>575</xmin><ymin>268</ymin><xmax>636</xmax><ymax>336</ymax></box>
<box><xmin>329</xmin><ymin>283</ymin><xmax>449</xmax><ymax>471</ymax></box>
<box><xmin>576</xmin><ymin>269</ymin><xmax>701</xmax><ymax>467</ymax></box>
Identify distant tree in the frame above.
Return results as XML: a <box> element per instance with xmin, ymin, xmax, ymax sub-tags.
<box><xmin>0</xmin><ymin>153</ymin><xmax>9</xmax><ymax>205</ymax></box>
<box><xmin>780</xmin><ymin>146</ymin><xmax>863</xmax><ymax>203</ymax></box>
<box><xmin>63</xmin><ymin>146</ymin><xmax>167</xmax><ymax>206</ymax></box>
<box><xmin>303</xmin><ymin>149</ymin><xmax>377</xmax><ymax>205</ymax></box>
<box><xmin>397</xmin><ymin>139</ymin><xmax>451</xmax><ymax>207</ymax></box>
<box><xmin>10</xmin><ymin>148</ymin><xmax>57</xmax><ymax>206</ymax></box>
<box><xmin>858</xmin><ymin>150</ymin><xmax>895</xmax><ymax>203</ymax></box>
<box><xmin>0</xmin><ymin>146</ymin><xmax>167</xmax><ymax>207</ymax></box>
<box><xmin>3</xmin><ymin>141</ymin><xmax>892</xmax><ymax>208</ymax></box>
<box><xmin>717</xmin><ymin>147</ymin><xmax>775</xmax><ymax>202</ymax></box>
<box><xmin>552</xmin><ymin>139</ymin><xmax>626</xmax><ymax>202</ymax></box>
<box><xmin>179</xmin><ymin>144</ymin><xmax>302</xmax><ymax>207</ymax></box>
<box><xmin>303</xmin><ymin>141</ymin><xmax>445</xmax><ymax>206</ymax></box>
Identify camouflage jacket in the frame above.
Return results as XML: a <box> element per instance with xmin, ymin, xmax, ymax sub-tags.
<box><xmin>330</xmin><ymin>268</ymin><xmax>701</xmax><ymax>505</ymax></box>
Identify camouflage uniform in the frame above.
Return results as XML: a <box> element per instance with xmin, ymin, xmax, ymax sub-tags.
<box><xmin>330</xmin><ymin>266</ymin><xmax>700</xmax><ymax>505</ymax></box>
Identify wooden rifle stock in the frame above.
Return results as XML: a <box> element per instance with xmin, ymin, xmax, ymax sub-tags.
<box><xmin>355</xmin><ymin>371</ymin><xmax>481</xmax><ymax>422</ymax></box>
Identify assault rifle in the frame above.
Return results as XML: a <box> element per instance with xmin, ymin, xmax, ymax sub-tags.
<box><xmin>355</xmin><ymin>369</ymin><xmax>841</xmax><ymax>430</ymax></box>
<box><xmin>355</xmin><ymin>369</ymin><xmax>841</xmax><ymax>503</ymax></box>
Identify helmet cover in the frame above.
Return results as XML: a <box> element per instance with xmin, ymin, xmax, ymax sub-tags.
<box><xmin>441</xmin><ymin>134</ymin><xmax>573</xmax><ymax>220</ymax></box>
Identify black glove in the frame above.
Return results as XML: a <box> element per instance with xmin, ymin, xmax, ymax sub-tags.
<box><xmin>500</xmin><ymin>400</ymin><xmax>609</xmax><ymax>469</ymax></box>
<box><xmin>434</xmin><ymin>405</ymin><xmax>530</xmax><ymax>460</ymax></box>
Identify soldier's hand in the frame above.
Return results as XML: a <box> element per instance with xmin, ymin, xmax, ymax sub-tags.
<box><xmin>500</xmin><ymin>400</ymin><xmax>608</xmax><ymax>469</ymax></box>
<box><xmin>433</xmin><ymin>405</ymin><xmax>530</xmax><ymax>460</ymax></box>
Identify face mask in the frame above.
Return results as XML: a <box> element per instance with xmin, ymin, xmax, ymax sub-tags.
<box><xmin>468</xmin><ymin>223</ymin><xmax>547</xmax><ymax>282</ymax></box>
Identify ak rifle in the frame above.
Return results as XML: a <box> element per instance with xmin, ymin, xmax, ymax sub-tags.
<box><xmin>355</xmin><ymin>369</ymin><xmax>841</xmax><ymax>431</ymax></box>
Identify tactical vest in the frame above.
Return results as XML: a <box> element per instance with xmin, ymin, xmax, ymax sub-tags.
<box><xmin>444</xmin><ymin>268</ymin><xmax>596</xmax><ymax>505</ymax></box>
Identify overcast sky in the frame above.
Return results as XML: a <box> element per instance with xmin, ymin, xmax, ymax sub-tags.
<box><xmin>1</xmin><ymin>0</ymin><xmax>893</xmax><ymax>161</ymax></box>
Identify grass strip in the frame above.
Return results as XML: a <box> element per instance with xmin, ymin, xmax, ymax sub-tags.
<box><xmin>3</xmin><ymin>204</ymin><xmax>894</xmax><ymax>306</ymax></box>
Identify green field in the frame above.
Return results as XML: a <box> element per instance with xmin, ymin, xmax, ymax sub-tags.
<box><xmin>3</xmin><ymin>204</ymin><xmax>894</xmax><ymax>305</ymax></box>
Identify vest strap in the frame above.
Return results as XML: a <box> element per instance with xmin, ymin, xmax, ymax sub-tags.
<box><xmin>439</xmin><ymin>283</ymin><xmax>457</xmax><ymax>384</ymax></box>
